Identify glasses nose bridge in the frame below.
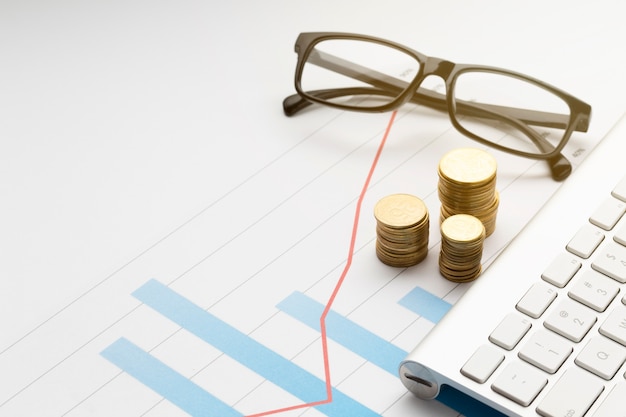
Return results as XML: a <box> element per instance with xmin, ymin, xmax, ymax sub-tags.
<box><xmin>420</xmin><ymin>57</ymin><xmax>455</xmax><ymax>83</ymax></box>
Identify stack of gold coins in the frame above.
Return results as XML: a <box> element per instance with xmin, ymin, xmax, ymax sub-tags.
<box><xmin>438</xmin><ymin>148</ymin><xmax>499</xmax><ymax>237</ymax></box>
<box><xmin>439</xmin><ymin>214</ymin><xmax>486</xmax><ymax>282</ymax></box>
<box><xmin>374</xmin><ymin>193</ymin><xmax>429</xmax><ymax>267</ymax></box>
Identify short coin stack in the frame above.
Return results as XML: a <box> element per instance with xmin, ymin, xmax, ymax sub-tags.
<box><xmin>438</xmin><ymin>148</ymin><xmax>499</xmax><ymax>237</ymax></box>
<box><xmin>439</xmin><ymin>214</ymin><xmax>486</xmax><ymax>282</ymax></box>
<box><xmin>374</xmin><ymin>193</ymin><xmax>429</xmax><ymax>267</ymax></box>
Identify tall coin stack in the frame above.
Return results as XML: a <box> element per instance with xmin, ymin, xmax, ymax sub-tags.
<box><xmin>438</xmin><ymin>148</ymin><xmax>499</xmax><ymax>237</ymax></box>
<box><xmin>439</xmin><ymin>214</ymin><xmax>485</xmax><ymax>282</ymax></box>
<box><xmin>374</xmin><ymin>193</ymin><xmax>429</xmax><ymax>268</ymax></box>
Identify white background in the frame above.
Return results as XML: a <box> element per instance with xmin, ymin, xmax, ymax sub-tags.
<box><xmin>1</xmin><ymin>1</ymin><xmax>626</xmax><ymax>416</ymax></box>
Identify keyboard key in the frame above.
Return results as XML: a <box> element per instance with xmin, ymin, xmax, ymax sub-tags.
<box><xmin>536</xmin><ymin>368</ymin><xmax>604</xmax><ymax>417</ymax></box>
<box><xmin>489</xmin><ymin>313</ymin><xmax>532</xmax><ymax>350</ymax></box>
<box><xmin>568</xmin><ymin>269</ymin><xmax>620</xmax><ymax>312</ymax></box>
<box><xmin>599</xmin><ymin>304</ymin><xmax>626</xmax><ymax>346</ymax></box>
<box><xmin>592</xmin><ymin>241</ymin><xmax>626</xmax><ymax>283</ymax></box>
<box><xmin>460</xmin><ymin>345</ymin><xmax>505</xmax><ymax>384</ymax></box>
<box><xmin>613</xmin><ymin>222</ymin><xmax>626</xmax><ymax>246</ymax></box>
<box><xmin>591</xmin><ymin>382</ymin><xmax>626</xmax><ymax>417</ymax></box>
<box><xmin>544</xmin><ymin>299</ymin><xmax>597</xmax><ymax>342</ymax></box>
<box><xmin>541</xmin><ymin>253</ymin><xmax>581</xmax><ymax>288</ymax></box>
<box><xmin>575</xmin><ymin>336</ymin><xmax>626</xmax><ymax>380</ymax></box>
<box><xmin>611</xmin><ymin>174</ymin><xmax>626</xmax><ymax>202</ymax></box>
<box><xmin>491</xmin><ymin>361</ymin><xmax>547</xmax><ymax>407</ymax></box>
<box><xmin>516</xmin><ymin>282</ymin><xmax>558</xmax><ymax>318</ymax></box>
<box><xmin>589</xmin><ymin>196</ymin><xmax>626</xmax><ymax>230</ymax></box>
<box><xmin>518</xmin><ymin>330</ymin><xmax>572</xmax><ymax>374</ymax></box>
<box><xmin>566</xmin><ymin>224</ymin><xmax>605</xmax><ymax>259</ymax></box>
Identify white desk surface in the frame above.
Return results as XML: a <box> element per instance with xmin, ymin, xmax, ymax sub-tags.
<box><xmin>2</xmin><ymin>1</ymin><xmax>626</xmax><ymax>416</ymax></box>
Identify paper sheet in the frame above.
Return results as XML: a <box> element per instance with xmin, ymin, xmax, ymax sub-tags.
<box><xmin>2</xmin><ymin>1</ymin><xmax>626</xmax><ymax>416</ymax></box>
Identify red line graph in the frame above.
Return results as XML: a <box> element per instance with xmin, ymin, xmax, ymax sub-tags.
<box><xmin>246</xmin><ymin>110</ymin><xmax>398</xmax><ymax>417</ymax></box>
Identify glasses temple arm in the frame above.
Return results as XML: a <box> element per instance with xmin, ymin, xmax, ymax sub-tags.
<box><xmin>288</xmin><ymin>87</ymin><xmax>562</xmax><ymax>158</ymax></box>
<box><xmin>283</xmin><ymin>87</ymin><xmax>571</xmax><ymax>180</ymax></box>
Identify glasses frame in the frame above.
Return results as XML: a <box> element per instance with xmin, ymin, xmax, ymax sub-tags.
<box><xmin>283</xmin><ymin>32</ymin><xmax>592</xmax><ymax>181</ymax></box>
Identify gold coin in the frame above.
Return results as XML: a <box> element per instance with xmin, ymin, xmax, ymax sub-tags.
<box><xmin>438</xmin><ymin>253</ymin><xmax>483</xmax><ymax>282</ymax></box>
<box><xmin>374</xmin><ymin>194</ymin><xmax>428</xmax><ymax>228</ymax></box>
<box><xmin>438</xmin><ymin>148</ymin><xmax>497</xmax><ymax>185</ymax></box>
<box><xmin>441</xmin><ymin>214</ymin><xmax>485</xmax><ymax>243</ymax></box>
<box><xmin>374</xmin><ymin>193</ymin><xmax>430</xmax><ymax>267</ymax></box>
<box><xmin>376</xmin><ymin>241</ymin><xmax>428</xmax><ymax>267</ymax></box>
<box><xmin>437</xmin><ymin>148</ymin><xmax>499</xmax><ymax>236</ymax></box>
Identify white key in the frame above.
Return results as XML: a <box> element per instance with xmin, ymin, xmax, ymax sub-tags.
<box><xmin>460</xmin><ymin>345</ymin><xmax>505</xmax><ymax>384</ymax></box>
<box><xmin>536</xmin><ymin>368</ymin><xmax>604</xmax><ymax>417</ymax></box>
<box><xmin>611</xmin><ymin>174</ymin><xmax>626</xmax><ymax>202</ymax></box>
<box><xmin>566</xmin><ymin>224</ymin><xmax>605</xmax><ymax>259</ymax></box>
<box><xmin>613</xmin><ymin>223</ymin><xmax>626</xmax><ymax>246</ymax></box>
<box><xmin>518</xmin><ymin>330</ymin><xmax>572</xmax><ymax>374</ymax></box>
<box><xmin>589</xmin><ymin>196</ymin><xmax>626</xmax><ymax>230</ymax></box>
<box><xmin>568</xmin><ymin>269</ymin><xmax>620</xmax><ymax>312</ymax></box>
<box><xmin>544</xmin><ymin>299</ymin><xmax>597</xmax><ymax>342</ymax></box>
<box><xmin>489</xmin><ymin>313</ymin><xmax>532</xmax><ymax>350</ymax></box>
<box><xmin>542</xmin><ymin>253</ymin><xmax>581</xmax><ymax>288</ymax></box>
<box><xmin>599</xmin><ymin>304</ymin><xmax>626</xmax><ymax>346</ymax></box>
<box><xmin>592</xmin><ymin>241</ymin><xmax>626</xmax><ymax>283</ymax></box>
<box><xmin>575</xmin><ymin>336</ymin><xmax>626</xmax><ymax>380</ymax></box>
<box><xmin>516</xmin><ymin>282</ymin><xmax>558</xmax><ymax>319</ymax></box>
<box><xmin>491</xmin><ymin>361</ymin><xmax>547</xmax><ymax>407</ymax></box>
<box><xmin>591</xmin><ymin>382</ymin><xmax>626</xmax><ymax>417</ymax></box>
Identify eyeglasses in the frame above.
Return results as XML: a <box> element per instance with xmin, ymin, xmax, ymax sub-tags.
<box><xmin>282</xmin><ymin>32</ymin><xmax>592</xmax><ymax>181</ymax></box>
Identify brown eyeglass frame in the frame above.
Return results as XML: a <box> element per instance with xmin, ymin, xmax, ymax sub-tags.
<box><xmin>283</xmin><ymin>32</ymin><xmax>592</xmax><ymax>181</ymax></box>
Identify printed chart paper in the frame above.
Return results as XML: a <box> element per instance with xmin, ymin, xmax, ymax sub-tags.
<box><xmin>2</xmin><ymin>1</ymin><xmax>626</xmax><ymax>416</ymax></box>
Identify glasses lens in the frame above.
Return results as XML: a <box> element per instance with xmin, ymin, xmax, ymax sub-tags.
<box><xmin>451</xmin><ymin>71</ymin><xmax>571</xmax><ymax>157</ymax></box>
<box><xmin>300</xmin><ymin>38</ymin><xmax>421</xmax><ymax>109</ymax></box>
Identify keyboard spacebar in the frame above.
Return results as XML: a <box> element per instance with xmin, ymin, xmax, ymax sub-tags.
<box><xmin>536</xmin><ymin>368</ymin><xmax>604</xmax><ymax>417</ymax></box>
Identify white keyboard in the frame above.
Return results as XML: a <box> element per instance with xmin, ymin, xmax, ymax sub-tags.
<box><xmin>400</xmin><ymin>114</ymin><xmax>626</xmax><ymax>417</ymax></box>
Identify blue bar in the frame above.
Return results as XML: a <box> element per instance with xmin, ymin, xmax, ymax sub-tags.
<box><xmin>276</xmin><ymin>291</ymin><xmax>406</xmax><ymax>375</ymax></box>
<box><xmin>398</xmin><ymin>287</ymin><xmax>452</xmax><ymax>323</ymax></box>
<box><xmin>132</xmin><ymin>279</ymin><xmax>380</xmax><ymax>417</ymax></box>
<box><xmin>101</xmin><ymin>338</ymin><xmax>242</xmax><ymax>417</ymax></box>
<box><xmin>277</xmin><ymin>291</ymin><xmax>501</xmax><ymax>417</ymax></box>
